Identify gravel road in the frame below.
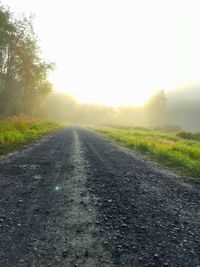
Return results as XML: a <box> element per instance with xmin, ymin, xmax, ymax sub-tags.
<box><xmin>0</xmin><ymin>127</ymin><xmax>200</xmax><ymax>267</ymax></box>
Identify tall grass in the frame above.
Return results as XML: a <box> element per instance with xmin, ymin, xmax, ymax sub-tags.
<box><xmin>93</xmin><ymin>127</ymin><xmax>200</xmax><ymax>179</ymax></box>
<box><xmin>0</xmin><ymin>117</ymin><xmax>61</xmax><ymax>154</ymax></box>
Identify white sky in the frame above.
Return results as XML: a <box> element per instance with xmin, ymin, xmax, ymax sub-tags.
<box><xmin>2</xmin><ymin>0</ymin><xmax>200</xmax><ymax>105</ymax></box>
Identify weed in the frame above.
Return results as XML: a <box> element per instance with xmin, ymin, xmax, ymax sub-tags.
<box><xmin>0</xmin><ymin>117</ymin><xmax>61</xmax><ymax>154</ymax></box>
<box><xmin>92</xmin><ymin>126</ymin><xmax>200</xmax><ymax>179</ymax></box>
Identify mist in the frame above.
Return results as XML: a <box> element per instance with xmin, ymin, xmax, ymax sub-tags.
<box><xmin>165</xmin><ymin>83</ymin><xmax>200</xmax><ymax>130</ymax></box>
<box><xmin>42</xmin><ymin>84</ymin><xmax>200</xmax><ymax>131</ymax></box>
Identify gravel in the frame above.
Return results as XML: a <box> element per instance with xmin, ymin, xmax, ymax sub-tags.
<box><xmin>0</xmin><ymin>127</ymin><xmax>199</xmax><ymax>267</ymax></box>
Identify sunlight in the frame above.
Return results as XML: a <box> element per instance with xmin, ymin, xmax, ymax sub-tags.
<box><xmin>3</xmin><ymin>0</ymin><xmax>200</xmax><ymax>106</ymax></box>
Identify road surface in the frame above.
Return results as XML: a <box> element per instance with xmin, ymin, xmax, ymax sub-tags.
<box><xmin>0</xmin><ymin>127</ymin><xmax>200</xmax><ymax>267</ymax></box>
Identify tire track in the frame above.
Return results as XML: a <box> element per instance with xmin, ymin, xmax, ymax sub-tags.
<box><xmin>63</xmin><ymin>130</ymin><xmax>113</xmax><ymax>267</ymax></box>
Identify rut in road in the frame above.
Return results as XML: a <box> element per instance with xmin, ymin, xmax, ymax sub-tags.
<box><xmin>63</xmin><ymin>130</ymin><xmax>113</xmax><ymax>266</ymax></box>
<box><xmin>0</xmin><ymin>127</ymin><xmax>200</xmax><ymax>267</ymax></box>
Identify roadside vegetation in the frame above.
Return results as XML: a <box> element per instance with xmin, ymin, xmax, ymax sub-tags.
<box><xmin>0</xmin><ymin>4</ymin><xmax>53</xmax><ymax>116</ymax></box>
<box><xmin>0</xmin><ymin>5</ymin><xmax>61</xmax><ymax>155</ymax></box>
<box><xmin>93</xmin><ymin>126</ymin><xmax>200</xmax><ymax>179</ymax></box>
<box><xmin>0</xmin><ymin>117</ymin><xmax>60</xmax><ymax>154</ymax></box>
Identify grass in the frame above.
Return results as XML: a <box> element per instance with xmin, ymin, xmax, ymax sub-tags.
<box><xmin>0</xmin><ymin>116</ymin><xmax>61</xmax><ymax>154</ymax></box>
<box><xmin>92</xmin><ymin>126</ymin><xmax>200</xmax><ymax>179</ymax></box>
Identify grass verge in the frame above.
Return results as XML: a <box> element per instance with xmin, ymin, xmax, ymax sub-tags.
<box><xmin>0</xmin><ymin>117</ymin><xmax>61</xmax><ymax>155</ymax></box>
<box><xmin>92</xmin><ymin>126</ymin><xmax>200</xmax><ymax>180</ymax></box>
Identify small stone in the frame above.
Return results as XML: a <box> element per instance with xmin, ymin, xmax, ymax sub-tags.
<box><xmin>153</xmin><ymin>254</ymin><xmax>159</xmax><ymax>259</ymax></box>
<box><xmin>76</xmin><ymin>228</ymin><xmax>81</xmax><ymax>234</ymax></box>
<box><xmin>84</xmin><ymin>250</ymin><xmax>89</xmax><ymax>257</ymax></box>
<box><xmin>34</xmin><ymin>175</ymin><xmax>41</xmax><ymax>180</ymax></box>
<box><xmin>190</xmin><ymin>249</ymin><xmax>196</xmax><ymax>255</ymax></box>
<box><xmin>62</xmin><ymin>250</ymin><xmax>68</xmax><ymax>258</ymax></box>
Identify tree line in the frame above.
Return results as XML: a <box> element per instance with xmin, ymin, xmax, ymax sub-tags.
<box><xmin>43</xmin><ymin>89</ymin><xmax>200</xmax><ymax>131</ymax></box>
<box><xmin>0</xmin><ymin>4</ymin><xmax>53</xmax><ymax>116</ymax></box>
<box><xmin>42</xmin><ymin>90</ymin><xmax>167</xmax><ymax>126</ymax></box>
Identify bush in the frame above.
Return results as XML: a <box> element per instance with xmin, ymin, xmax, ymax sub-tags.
<box><xmin>177</xmin><ymin>131</ymin><xmax>200</xmax><ymax>141</ymax></box>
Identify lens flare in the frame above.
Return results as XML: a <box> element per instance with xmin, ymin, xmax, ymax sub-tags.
<box><xmin>54</xmin><ymin>186</ymin><xmax>60</xmax><ymax>191</ymax></box>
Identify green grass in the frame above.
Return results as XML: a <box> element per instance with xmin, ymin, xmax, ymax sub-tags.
<box><xmin>0</xmin><ymin>117</ymin><xmax>61</xmax><ymax>154</ymax></box>
<box><xmin>92</xmin><ymin>126</ymin><xmax>200</xmax><ymax>179</ymax></box>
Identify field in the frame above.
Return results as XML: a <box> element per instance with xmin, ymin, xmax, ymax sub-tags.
<box><xmin>92</xmin><ymin>126</ymin><xmax>200</xmax><ymax>179</ymax></box>
<box><xmin>0</xmin><ymin>117</ymin><xmax>61</xmax><ymax>154</ymax></box>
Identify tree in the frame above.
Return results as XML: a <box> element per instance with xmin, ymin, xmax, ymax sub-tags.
<box><xmin>0</xmin><ymin>5</ymin><xmax>53</xmax><ymax>116</ymax></box>
<box><xmin>145</xmin><ymin>89</ymin><xmax>167</xmax><ymax>126</ymax></box>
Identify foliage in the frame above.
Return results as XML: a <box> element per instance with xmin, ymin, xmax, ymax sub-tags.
<box><xmin>145</xmin><ymin>89</ymin><xmax>167</xmax><ymax>126</ymax></box>
<box><xmin>0</xmin><ymin>116</ymin><xmax>60</xmax><ymax>154</ymax></box>
<box><xmin>43</xmin><ymin>90</ymin><xmax>200</xmax><ymax>132</ymax></box>
<box><xmin>0</xmin><ymin>5</ymin><xmax>53</xmax><ymax>116</ymax></box>
<box><xmin>42</xmin><ymin>93</ymin><xmax>118</xmax><ymax>125</ymax></box>
<box><xmin>93</xmin><ymin>126</ymin><xmax>200</xmax><ymax>179</ymax></box>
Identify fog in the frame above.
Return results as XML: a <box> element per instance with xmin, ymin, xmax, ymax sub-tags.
<box><xmin>42</xmin><ymin>85</ymin><xmax>200</xmax><ymax>131</ymax></box>
<box><xmin>165</xmin><ymin>83</ymin><xmax>200</xmax><ymax>131</ymax></box>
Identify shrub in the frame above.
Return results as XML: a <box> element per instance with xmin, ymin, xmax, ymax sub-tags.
<box><xmin>177</xmin><ymin>131</ymin><xmax>200</xmax><ymax>141</ymax></box>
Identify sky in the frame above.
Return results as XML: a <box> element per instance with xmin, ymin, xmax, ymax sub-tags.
<box><xmin>2</xmin><ymin>0</ymin><xmax>200</xmax><ymax>106</ymax></box>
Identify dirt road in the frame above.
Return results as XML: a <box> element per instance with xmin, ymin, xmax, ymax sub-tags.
<box><xmin>0</xmin><ymin>127</ymin><xmax>200</xmax><ymax>267</ymax></box>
